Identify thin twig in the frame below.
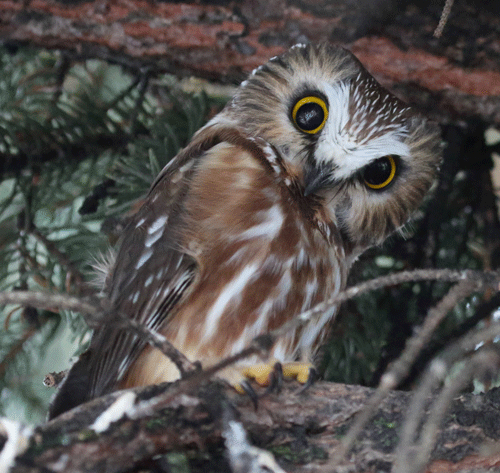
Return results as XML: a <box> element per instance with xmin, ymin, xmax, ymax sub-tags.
<box><xmin>0</xmin><ymin>327</ymin><xmax>36</xmax><ymax>377</ymax></box>
<box><xmin>129</xmin><ymin>69</ymin><xmax>150</xmax><ymax>137</ymax></box>
<box><xmin>271</xmin><ymin>269</ymin><xmax>494</xmax><ymax>344</ymax></box>
<box><xmin>0</xmin><ymin>289</ymin><xmax>195</xmax><ymax>380</ymax></box>
<box><xmin>434</xmin><ymin>0</ymin><xmax>454</xmax><ymax>38</ymax></box>
<box><xmin>51</xmin><ymin>53</ymin><xmax>71</xmax><ymax>106</ymax></box>
<box><xmin>328</xmin><ymin>278</ymin><xmax>482</xmax><ymax>467</ymax></box>
<box><xmin>393</xmin><ymin>358</ymin><xmax>446</xmax><ymax>470</ymax></box>
<box><xmin>110</xmin><ymin>312</ymin><xmax>197</xmax><ymax>378</ymax></box>
<box><xmin>409</xmin><ymin>349</ymin><xmax>500</xmax><ymax>473</ymax></box>
<box><xmin>29</xmin><ymin>227</ymin><xmax>88</xmax><ymax>295</ymax></box>
<box><xmin>0</xmin><ymin>290</ymin><xmax>99</xmax><ymax>315</ymax></box>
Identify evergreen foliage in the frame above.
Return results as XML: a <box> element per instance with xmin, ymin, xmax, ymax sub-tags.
<box><xmin>0</xmin><ymin>46</ymin><xmax>219</xmax><ymax>422</ymax></box>
<box><xmin>0</xmin><ymin>45</ymin><xmax>496</xmax><ymax>426</ymax></box>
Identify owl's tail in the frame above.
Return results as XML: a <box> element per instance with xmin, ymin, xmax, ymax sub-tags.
<box><xmin>48</xmin><ymin>350</ymin><xmax>92</xmax><ymax>420</ymax></box>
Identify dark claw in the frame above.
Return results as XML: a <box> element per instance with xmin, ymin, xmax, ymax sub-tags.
<box><xmin>240</xmin><ymin>380</ymin><xmax>259</xmax><ymax>410</ymax></box>
<box><xmin>263</xmin><ymin>362</ymin><xmax>283</xmax><ymax>396</ymax></box>
<box><xmin>296</xmin><ymin>367</ymin><xmax>317</xmax><ymax>395</ymax></box>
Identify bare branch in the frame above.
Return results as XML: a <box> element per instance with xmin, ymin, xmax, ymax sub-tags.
<box><xmin>0</xmin><ymin>0</ymin><xmax>499</xmax><ymax>127</ymax></box>
<box><xmin>29</xmin><ymin>227</ymin><xmax>88</xmax><ymax>295</ymax></box>
<box><xmin>0</xmin><ymin>290</ymin><xmax>99</xmax><ymax>315</ymax></box>
<box><xmin>0</xmin><ymin>290</ymin><xmax>195</xmax><ymax>378</ymax></box>
<box><xmin>43</xmin><ymin>370</ymin><xmax>68</xmax><ymax>388</ymax></box>
<box><xmin>328</xmin><ymin>278</ymin><xmax>483</xmax><ymax>466</ymax></box>
<box><xmin>434</xmin><ymin>0</ymin><xmax>455</xmax><ymax>38</ymax></box>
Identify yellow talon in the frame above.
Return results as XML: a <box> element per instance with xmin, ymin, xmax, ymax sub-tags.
<box><xmin>241</xmin><ymin>363</ymin><xmax>276</xmax><ymax>386</ymax></box>
<box><xmin>234</xmin><ymin>361</ymin><xmax>314</xmax><ymax>393</ymax></box>
<box><xmin>281</xmin><ymin>362</ymin><xmax>314</xmax><ymax>384</ymax></box>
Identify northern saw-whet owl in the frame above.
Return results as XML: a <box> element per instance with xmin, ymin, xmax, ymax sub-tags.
<box><xmin>49</xmin><ymin>43</ymin><xmax>441</xmax><ymax>418</ymax></box>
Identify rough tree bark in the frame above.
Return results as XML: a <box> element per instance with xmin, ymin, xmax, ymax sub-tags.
<box><xmin>0</xmin><ymin>0</ymin><xmax>499</xmax><ymax>126</ymax></box>
<box><xmin>5</xmin><ymin>380</ymin><xmax>500</xmax><ymax>473</ymax></box>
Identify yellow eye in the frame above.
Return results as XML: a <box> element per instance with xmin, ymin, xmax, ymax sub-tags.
<box><xmin>291</xmin><ymin>96</ymin><xmax>328</xmax><ymax>134</ymax></box>
<box><xmin>363</xmin><ymin>155</ymin><xmax>398</xmax><ymax>190</ymax></box>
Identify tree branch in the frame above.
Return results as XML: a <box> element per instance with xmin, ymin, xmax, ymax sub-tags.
<box><xmin>0</xmin><ymin>1</ymin><xmax>499</xmax><ymax>125</ymax></box>
<box><xmin>0</xmin><ymin>290</ymin><xmax>99</xmax><ymax>315</ymax></box>
<box><xmin>4</xmin><ymin>380</ymin><xmax>500</xmax><ymax>473</ymax></box>
<box><xmin>2</xmin><ymin>268</ymin><xmax>500</xmax><ymax>472</ymax></box>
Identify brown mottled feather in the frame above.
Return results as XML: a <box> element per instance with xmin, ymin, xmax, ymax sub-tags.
<box><xmin>123</xmin><ymin>134</ymin><xmax>345</xmax><ymax>387</ymax></box>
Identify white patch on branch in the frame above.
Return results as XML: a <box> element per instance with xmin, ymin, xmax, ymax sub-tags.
<box><xmin>0</xmin><ymin>418</ymin><xmax>33</xmax><ymax>473</ymax></box>
<box><xmin>224</xmin><ymin>419</ymin><xmax>287</xmax><ymax>473</ymax></box>
<box><xmin>90</xmin><ymin>391</ymin><xmax>137</xmax><ymax>433</ymax></box>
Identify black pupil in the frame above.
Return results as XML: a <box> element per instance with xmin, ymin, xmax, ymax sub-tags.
<box><xmin>296</xmin><ymin>102</ymin><xmax>324</xmax><ymax>131</ymax></box>
<box><xmin>364</xmin><ymin>157</ymin><xmax>392</xmax><ymax>185</ymax></box>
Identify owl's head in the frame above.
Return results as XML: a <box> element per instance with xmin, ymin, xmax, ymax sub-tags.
<box><xmin>223</xmin><ymin>43</ymin><xmax>441</xmax><ymax>253</ymax></box>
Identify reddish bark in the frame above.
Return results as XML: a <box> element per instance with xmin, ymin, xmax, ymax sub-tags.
<box><xmin>1</xmin><ymin>0</ymin><xmax>499</xmax><ymax>124</ymax></box>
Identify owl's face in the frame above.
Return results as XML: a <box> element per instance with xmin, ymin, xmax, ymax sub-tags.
<box><xmin>215</xmin><ymin>43</ymin><xmax>441</xmax><ymax>256</ymax></box>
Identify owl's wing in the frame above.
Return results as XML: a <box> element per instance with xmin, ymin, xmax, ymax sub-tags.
<box><xmin>48</xmin><ymin>137</ymin><xmax>205</xmax><ymax>419</ymax></box>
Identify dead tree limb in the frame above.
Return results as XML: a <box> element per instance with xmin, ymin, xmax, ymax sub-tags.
<box><xmin>4</xmin><ymin>380</ymin><xmax>500</xmax><ymax>473</ymax></box>
<box><xmin>0</xmin><ymin>0</ymin><xmax>499</xmax><ymax>125</ymax></box>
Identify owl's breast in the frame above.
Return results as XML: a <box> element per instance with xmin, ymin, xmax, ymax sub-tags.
<box><xmin>168</xmin><ymin>141</ymin><xmax>347</xmax><ymax>361</ymax></box>
<box><xmin>121</xmin><ymin>137</ymin><xmax>349</xmax><ymax>388</ymax></box>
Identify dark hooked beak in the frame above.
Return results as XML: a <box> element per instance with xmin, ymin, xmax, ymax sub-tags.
<box><xmin>303</xmin><ymin>161</ymin><xmax>335</xmax><ymax>196</ymax></box>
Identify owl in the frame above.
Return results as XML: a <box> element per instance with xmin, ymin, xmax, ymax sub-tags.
<box><xmin>49</xmin><ymin>43</ymin><xmax>441</xmax><ymax>418</ymax></box>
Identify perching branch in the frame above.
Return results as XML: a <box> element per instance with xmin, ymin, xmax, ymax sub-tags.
<box><xmin>2</xmin><ymin>268</ymin><xmax>500</xmax><ymax>472</ymax></box>
<box><xmin>5</xmin><ymin>380</ymin><xmax>500</xmax><ymax>473</ymax></box>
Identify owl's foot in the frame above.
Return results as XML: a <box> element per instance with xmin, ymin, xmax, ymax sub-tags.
<box><xmin>295</xmin><ymin>365</ymin><xmax>317</xmax><ymax>394</ymax></box>
<box><xmin>281</xmin><ymin>362</ymin><xmax>315</xmax><ymax>384</ymax></box>
<box><xmin>237</xmin><ymin>361</ymin><xmax>315</xmax><ymax>393</ymax></box>
<box><xmin>240</xmin><ymin>362</ymin><xmax>279</xmax><ymax>387</ymax></box>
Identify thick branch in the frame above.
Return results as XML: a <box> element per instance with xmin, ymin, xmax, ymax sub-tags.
<box><xmin>0</xmin><ymin>1</ymin><xmax>499</xmax><ymax>124</ymax></box>
<box><xmin>5</xmin><ymin>381</ymin><xmax>500</xmax><ymax>473</ymax></box>
<box><xmin>2</xmin><ymin>275</ymin><xmax>499</xmax><ymax>472</ymax></box>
